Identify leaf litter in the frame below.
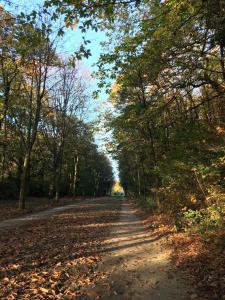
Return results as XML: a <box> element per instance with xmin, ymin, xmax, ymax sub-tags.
<box><xmin>0</xmin><ymin>198</ymin><xmax>122</xmax><ymax>300</ymax></box>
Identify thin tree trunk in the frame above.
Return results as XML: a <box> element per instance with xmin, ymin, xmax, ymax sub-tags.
<box><xmin>69</xmin><ymin>172</ymin><xmax>72</xmax><ymax>195</ymax></box>
<box><xmin>193</xmin><ymin>169</ymin><xmax>207</xmax><ymax>200</ymax></box>
<box><xmin>1</xmin><ymin>119</ymin><xmax>7</xmax><ymax>181</ymax></box>
<box><xmin>72</xmin><ymin>154</ymin><xmax>79</xmax><ymax>200</ymax></box>
<box><xmin>55</xmin><ymin>169</ymin><xmax>60</xmax><ymax>203</ymax></box>
<box><xmin>54</xmin><ymin>150</ymin><xmax>64</xmax><ymax>203</ymax></box>
<box><xmin>1</xmin><ymin>85</ymin><xmax>10</xmax><ymax>182</ymax></box>
<box><xmin>137</xmin><ymin>169</ymin><xmax>141</xmax><ymax>199</ymax></box>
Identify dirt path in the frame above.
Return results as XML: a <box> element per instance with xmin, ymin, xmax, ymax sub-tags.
<box><xmin>93</xmin><ymin>200</ymin><xmax>194</xmax><ymax>300</ymax></box>
<box><xmin>0</xmin><ymin>198</ymin><xmax>96</xmax><ymax>231</ymax></box>
<box><xmin>0</xmin><ymin>198</ymin><xmax>196</xmax><ymax>299</ymax></box>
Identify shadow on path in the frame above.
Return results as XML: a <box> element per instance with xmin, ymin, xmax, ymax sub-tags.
<box><xmin>82</xmin><ymin>201</ymin><xmax>194</xmax><ymax>300</ymax></box>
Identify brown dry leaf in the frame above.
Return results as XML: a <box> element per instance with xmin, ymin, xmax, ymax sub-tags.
<box><xmin>86</xmin><ymin>290</ymin><xmax>100</xmax><ymax>299</ymax></box>
<box><xmin>39</xmin><ymin>287</ymin><xmax>49</xmax><ymax>294</ymax></box>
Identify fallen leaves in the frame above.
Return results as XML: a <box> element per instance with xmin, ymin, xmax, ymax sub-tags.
<box><xmin>169</xmin><ymin>230</ymin><xmax>225</xmax><ymax>299</ymax></box>
<box><xmin>0</xmin><ymin>196</ymin><xmax>89</xmax><ymax>221</ymax></box>
<box><xmin>0</xmin><ymin>198</ymin><xmax>121</xmax><ymax>299</ymax></box>
<box><xmin>86</xmin><ymin>290</ymin><xmax>100</xmax><ymax>299</ymax></box>
<box><xmin>135</xmin><ymin>201</ymin><xmax>225</xmax><ymax>300</ymax></box>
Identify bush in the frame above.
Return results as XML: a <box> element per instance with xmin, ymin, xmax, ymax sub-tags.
<box><xmin>137</xmin><ymin>194</ymin><xmax>157</xmax><ymax>211</ymax></box>
<box><xmin>182</xmin><ymin>205</ymin><xmax>224</xmax><ymax>234</ymax></box>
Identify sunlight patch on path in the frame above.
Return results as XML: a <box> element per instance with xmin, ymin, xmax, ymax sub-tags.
<box><xmin>93</xmin><ymin>201</ymin><xmax>194</xmax><ymax>300</ymax></box>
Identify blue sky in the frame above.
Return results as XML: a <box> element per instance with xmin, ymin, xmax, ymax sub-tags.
<box><xmin>3</xmin><ymin>0</ymin><xmax>119</xmax><ymax>179</ymax></box>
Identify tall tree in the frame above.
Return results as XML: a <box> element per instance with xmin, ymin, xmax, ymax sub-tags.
<box><xmin>41</xmin><ymin>62</ymin><xmax>87</xmax><ymax>202</ymax></box>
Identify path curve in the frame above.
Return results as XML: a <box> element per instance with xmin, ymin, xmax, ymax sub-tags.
<box><xmin>0</xmin><ymin>198</ymin><xmax>97</xmax><ymax>231</ymax></box>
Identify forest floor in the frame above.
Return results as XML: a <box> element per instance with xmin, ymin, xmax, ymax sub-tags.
<box><xmin>0</xmin><ymin>198</ymin><xmax>100</xmax><ymax>231</ymax></box>
<box><xmin>0</xmin><ymin>197</ymin><xmax>199</xmax><ymax>300</ymax></box>
<box><xmin>0</xmin><ymin>196</ymin><xmax>91</xmax><ymax>221</ymax></box>
<box><xmin>0</xmin><ymin>197</ymin><xmax>121</xmax><ymax>299</ymax></box>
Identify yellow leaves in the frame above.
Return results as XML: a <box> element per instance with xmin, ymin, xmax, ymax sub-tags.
<box><xmin>39</xmin><ymin>287</ymin><xmax>49</xmax><ymax>294</ymax></box>
<box><xmin>111</xmin><ymin>83</ymin><xmax>122</xmax><ymax>95</ymax></box>
<box><xmin>109</xmin><ymin>83</ymin><xmax>122</xmax><ymax>104</ymax></box>
<box><xmin>112</xmin><ymin>181</ymin><xmax>124</xmax><ymax>194</ymax></box>
<box><xmin>31</xmin><ymin>275</ymin><xmax>46</xmax><ymax>283</ymax></box>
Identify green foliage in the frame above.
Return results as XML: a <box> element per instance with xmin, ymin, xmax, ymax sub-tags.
<box><xmin>91</xmin><ymin>0</ymin><xmax>225</xmax><ymax>234</ymax></box>
<box><xmin>182</xmin><ymin>205</ymin><xmax>224</xmax><ymax>234</ymax></box>
<box><xmin>137</xmin><ymin>195</ymin><xmax>157</xmax><ymax>211</ymax></box>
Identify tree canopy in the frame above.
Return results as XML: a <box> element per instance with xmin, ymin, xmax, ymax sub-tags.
<box><xmin>1</xmin><ymin>0</ymin><xmax>225</xmax><ymax>217</ymax></box>
<box><xmin>101</xmin><ymin>0</ymin><xmax>225</xmax><ymax>214</ymax></box>
<box><xmin>0</xmin><ymin>5</ymin><xmax>114</xmax><ymax>207</ymax></box>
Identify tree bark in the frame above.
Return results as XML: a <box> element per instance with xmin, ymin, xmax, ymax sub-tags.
<box><xmin>137</xmin><ymin>168</ymin><xmax>141</xmax><ymax>199</ymax></box>
<box><xmin>72</xmin><ymin>154</ymin><xmax>79</xmax><ymax>200</ymax></box>
<box><xmin>1</xmin><ymin>84</ymin><xmax>10</xmax><ymax>182</ymax></box>
<box><xmin>55</xmin><ymin>169</ymin><xmax>60</xmax><ymax>203</ymax></box>
<box><xmin>18</xmin><ymin>151</ymin><xmax>30</xmax><ymax>209</ymax></box>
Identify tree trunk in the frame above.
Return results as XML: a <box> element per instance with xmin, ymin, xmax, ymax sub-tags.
<box><xmin>48</xmin><ymin>181</ymin><xmax>54</xmax><ymax>199</ymax></box>
<box><xmin>18</xmin><ymin>152</ymin><xmax>30</xmax><ymax>209</ymax></box>
<box><xmin>55</xmin><ymin>169</ymin><xmax>60</xmax><ymax>204</ymax></box>
<box><xmin>72</xmin><ymin>154</ymin><xmax>79</xmax><ymax>200</ymax></box>
<box><xmin>137</xmin><ymin>169</ymin><xmax>141</xmax><ymax>199</ymax></box>
<box><xmin>1</xmin><ymin>85</ymin><xmax>10</xmax><ymax>182</ymax></box>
